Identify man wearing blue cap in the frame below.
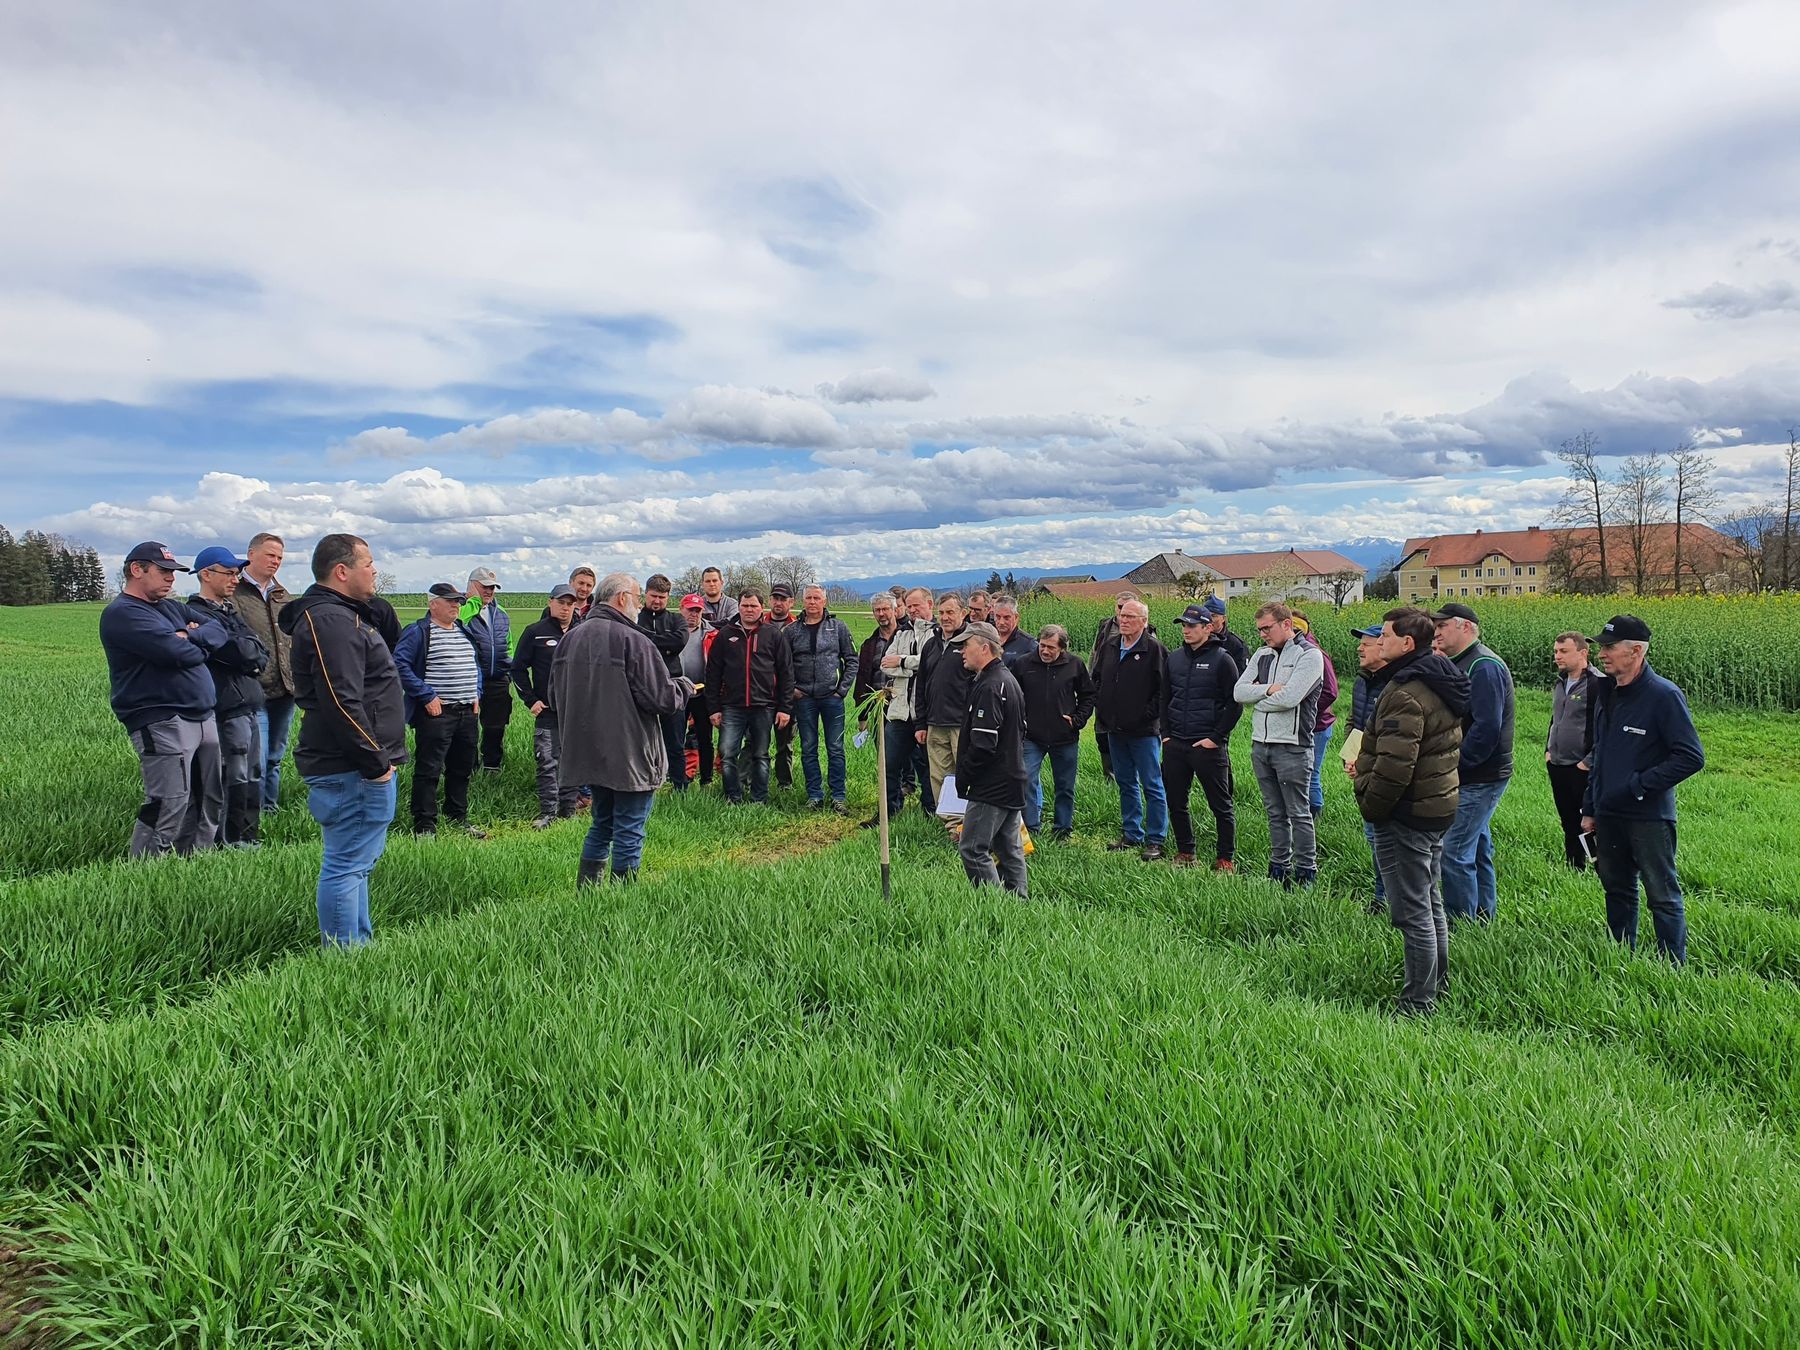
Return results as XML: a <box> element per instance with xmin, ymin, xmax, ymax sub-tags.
<box><xmin>188</xmin><ymin>546</ymin><xmax>272</xmax><ymax>847</ymax></box>
<box><xmin>1200</xmin><ymin>593</ymin><xmax>1248</xmax><ymax>671</ymax></box>
<box><xmin>99</xmin><ymin>542</ymin><xmax>230</xmax><ymax>858</ymax></box>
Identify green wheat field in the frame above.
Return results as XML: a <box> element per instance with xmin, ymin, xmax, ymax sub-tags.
<box><xmin>1</xmin><ymin>597</ymin><xmax>1798</xmax><ymax>1347</ymax></box>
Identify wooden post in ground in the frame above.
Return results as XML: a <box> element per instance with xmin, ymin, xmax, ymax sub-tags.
<box><xmin>874</xmin><ymin>694</ymin><xmax>892</xmax><ymax>901</ymax></box>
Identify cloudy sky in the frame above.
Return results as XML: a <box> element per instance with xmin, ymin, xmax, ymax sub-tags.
<box><xmin>4</xmin><ymin>0</ymin><xmax>1798</xmax><ymax>586</ymax></box>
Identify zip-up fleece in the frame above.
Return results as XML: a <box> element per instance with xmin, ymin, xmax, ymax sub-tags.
<box><xmin>186</xmin><ymin>594</ymin><xmax>269</xmax><ymax>720</ymax></box>
<box><xmin>1233</xmin><ymin>639</ymin><xmax>1324</xmax><ymax>747</ymax></box>
<box><xmin>99</xmin><ymin>593</ymin><xmax>228</xmax><ymax>733</ymax></box>
<box><xmin>279</xmin><ymin>585</ymin><xmax>407</xmax><ymax>779</ymax></box>
<box><xmin>704</xmin><ymin>617</ymin><xmax>795</xmax><ymax>712</ymax></box>
<box><xmin>1160</xmin><ymin>635</ymin><xmax>1241</xmax><ymax>744</ymax></box>
<box><xmin>1546</xmin><ymin>666</ymin><xmax>1604</xmax><ymax>766</ymax></box>
<box><xmin>1015</xmin><ymin>651</ymin><xmax>1095</xmax><ymax>748</ymax></box>
<box><xmin>512</xmin><ymin>607</ymin><xmax>572</xmax><ymax>722</ymax></box>
<box><xmin>1581</xmin><ymin>663</ymin><xmax>1704</xmax><ymax>822</ymax></box>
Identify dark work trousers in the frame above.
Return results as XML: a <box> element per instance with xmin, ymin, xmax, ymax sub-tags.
<box><xmin>479</xmin><ymin>679</ymin><xmax>512</xmax><ymax>769</ymax></box>
<box><xmin>686</xmin><ymin>696</ymin><xmax>714</xmax><ymax>784</ymax></box>
<box><xmin>1595</xmin><ymin>817</ymin><xmax>1686</xmax><ymax>963</ymax></box>
<box><xmin>661</xmin><ymin>708</ymin><xmax>689</xmax><ymax>789</ymax></box>
<box><xmin>1162</xmin><ymin>740</ymin><xmax>1235</xmax><ymax>860</ymax></box>
<box><xmin>219</xmin><ymin>711</ymin><xmax>262</xmax><ymax>845</ymax></box>
<box><xmin>1096</xmin><ymin>729</ymin><xmax>1113</xmax><ymax>779</ymax></box>
<box><xmin>773</xmin><ymin>716</ymin><xmax>795</xmax><ymax>788</ymax></box>
<box><xmin>1546</xmin><ymin>760</ymin><xmax>1590</xmax><ymax>868</ymax></box>
<box><xmin>411</xmin><ymin>703</ymin><xmax>479</xmax><ymax>831</ymax></box>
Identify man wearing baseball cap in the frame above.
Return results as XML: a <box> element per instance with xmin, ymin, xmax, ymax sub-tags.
<box><xmin>1580</xmin><ymin>615</ymin><xmax>1705</xmax><ymax>962</ymax></box>
<box><xmin>678</xmin><ymin>593</ymin><xmax>715</xmax><ymax>787</ymax></box>
<box><xmin>1160</xmin><ymin>602</ymin><xmax>1241</xmax><ymax>869</ymax></box>
<box><xmin>99</xmin><ymin>542</ymin><xmax>231</xmax><ymax>858</ymax></box>
<box><xmin>187</xmin><ymin>546</ymin><xmax>271</xmax><ymax>847</ymax></box>
<box><xmin>1430</xmin><ymin>602</ymin><xmax>1515</xmax><ymax>922</ymax></box>
<box><xmin>1202</xmin><ymin>593</ymin><xmax>1249</xmax><ymax>670</ymax></box>
<box><xmin>394</xmin><ymin>582</ymin><xmax>486</xmax><ymax>837</ymax></box>
<box><xmin>512</xmin><ymin>584</ymin><xmax>582</xmax><ymax>826</ymax></box>
<box><xmin>459</xmin><ymin>566</ymin><xmax>512</xmax><ymax>771</ymax></box>
<box><xmin>765</xmin><ymin>583</ymin><xmax>798</xmax><ymax>790</ymax></box>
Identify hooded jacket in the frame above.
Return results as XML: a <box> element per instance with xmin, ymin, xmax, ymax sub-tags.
<box><xmin>1160</xmin><ymin>634</ymin><xmax>1241</xmax><ymax>745</ymax></box>
<box><xmin>235</xmin><ymin>574</ymin><xmax>295</xmax><ymax>699</ymax></box>
<box><xmin>704</xmin><ymin>616</ymin><xmax>795</xmax><ymax>712</ymax></box>
<box><xmin>1093</xmin><ymin>632</ymin><xmax>1167</xmax><ymax>738</ymax></box>
<box><xmin>1015</xmin><ymin>650</ymin><xmax>1095</xmax><ymax>748</ymax></box>
<box><xmin>186</xmin><ymin>593</ymin><xmax>270</xmax><ymax>720</ymax></box>
<box><xmin>1233</xmin><ymin>639</ymin><xmax>1324</xmax><ymax>747</ymax></box>
<box><xmin>552</xmin><ymin>603</ymin><xmax>694</xmax><ymax>793</ymax></box>
<box><xmin>512</xmin><ymin>607</ymin><xmax>574</xmax><ymax>723</ymax></box>
<box><xmin>279</xmin><ymin>585</ymin><xmax>407</xmax><ymax>779</ymax></box>
<box><xmin>1353</xmin><ymin>649</ymin><xmax>1470</xmax><ymax>833</ymax></box>
<box><xmin>99</xmin><ymin>593</ymin><xmax>228</xmax><ymax>734</ymax></box>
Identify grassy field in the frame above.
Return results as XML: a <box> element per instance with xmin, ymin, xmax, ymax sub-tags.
<box><xmin>2</xmin><ymin>600</ymin><xmax>1798</xmax><ymax>1345</ymax></box>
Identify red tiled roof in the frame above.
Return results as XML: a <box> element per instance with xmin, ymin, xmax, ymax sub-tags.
<box><xmin>1190</xmin><ymin>548</ymin><xmax>1362</xmax><ymax>580</ymax></box>
<box><xmin>1402</xmin><ymin>524</ymin><xmax>1730</xmax><ymax>573</ymax></box>
<box><xmin>1041</xmin><ymin>579</ymin><xmax>1136</xmax><ymax>601</ymax></box>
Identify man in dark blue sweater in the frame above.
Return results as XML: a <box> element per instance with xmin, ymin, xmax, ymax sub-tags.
<box><xmin>1580</xmin><ymin>615</ymin><xmax>1705</xmax><ymax>963</ymax></box>
<box><xmin>99</xmin><ymin>541</ymin><xmax>230</xmax><ymax>858</ymax></box>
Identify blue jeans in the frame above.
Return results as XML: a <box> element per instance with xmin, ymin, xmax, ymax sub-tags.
<box><xmin>581</xmin><ymin>786</ymin><xmax>655</xmax><ymax>875</ymax></box>
<box><xmin>660</xmin><ymin>709</ymin><xmax>688</xmax><ymax>790</ymax></box>
<box><xmin>1111</xmin><ymin>733</ymin><xmax>1167</xmax><ymax>844</ymax></box>
<box><xmin>1595</xmin><ymin>817</ymin><xmax>1686</xmax><ymax>962</ymax></box>
<box><xmin>794</xmin><ymin>695</ymin><xmax>847</xmax><ymax>803</ymax></box>
<box><xmin>1441</xmin><ymin>778</ymin><xmax>1508</xmax><ymax>920</ymax></box>
<box><xmin>718</xmin><ymin>706</ymin><xmax>774</xmax><ymax>803</ymax></box>
<box><xmin>258</xmin><ymin>696</ymin><xmax>296</xmax><ymax>810</ymax></box>
<box><xmin>1364</xmin><ymin>819</ymin><xmax>1385</xmax><ymax>900</ymax></box>
<box><xmin>1310</xmin><ymin>725</ymin><xmax>1334</xmax><ymax>814</ymax></box>
<box><xmin>1023</xmin><ymin>739</ymin><xmax>1079</xmax><ymax>832</ymax></box>
<box><xmin>304</xmin><ymin>770</ymin><xmax>396</xmax><ymax>947</ymax></box>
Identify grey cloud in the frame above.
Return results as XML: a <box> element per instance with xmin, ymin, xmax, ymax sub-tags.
<box><xmin>1663</xmin><ymin>280</ymin><xmax>1800</xmax><ymax>320</ymax></box>
<box><xmin>816</xmin><ymin>368</ymin><xmax>936</xmax><ymax>403</ymax></box>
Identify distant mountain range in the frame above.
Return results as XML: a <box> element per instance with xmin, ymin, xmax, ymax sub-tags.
<box><xmin>825</xmin><ymin>539</ymin><xmax>1406</xmax><ymax>594</ymax></box>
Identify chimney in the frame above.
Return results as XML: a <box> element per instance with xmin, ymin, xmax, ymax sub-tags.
<box><xmin>1474</xmin><ymin>528</ymin><xmax>1483</xmax><ymax>535</ymax></box>
<box><xmin>1528</xmin><ymin>525</ymin><xmax>1540</xmax><ymax>533</ymax></box>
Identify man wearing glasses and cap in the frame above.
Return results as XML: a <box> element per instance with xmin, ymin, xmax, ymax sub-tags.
<box><xmin>460</xmin><ymin>566</ymin><xmax>512</xmax><ymax>772</ymax></box>
<box><xmin>99</xmin><ymin>542</ymin><xmax>231</xmax><ymax>858</ymax></box>
<box><xmin>1580</xmin><ymin>615</ymin><xmax>1705</xmax><ymax>963</ymax></box>
<box><xmin>187</xmin><ymin>546</ymin><xmax>272</xmax><ymax>847</ymax></box>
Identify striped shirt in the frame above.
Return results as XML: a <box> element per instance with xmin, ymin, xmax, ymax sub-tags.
<box><xmin>424</xmin><ymin>622</ymin><xmax>481</xmax><ymax>704</ymax></box>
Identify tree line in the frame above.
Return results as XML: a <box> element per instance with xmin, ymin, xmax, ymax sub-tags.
<box><xmin>0</xmin><ymin>526</ymin><xmax>109</xmax><ymax>605</ymax></box>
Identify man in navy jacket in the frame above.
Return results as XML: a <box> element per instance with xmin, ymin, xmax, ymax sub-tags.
<box><xmin>1580</xmin><ymin>615</ymin><xmax>1705</xmax><ymax>963</ymax></box>
<box><xmin>100</xmin><ymin>541</ymin><xmax>229</xmax><ymax>858</ymax></box>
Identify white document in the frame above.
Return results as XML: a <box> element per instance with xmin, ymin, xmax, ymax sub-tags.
<box><xmin>936</xmin><ymin>774</ymin><xmax>969</xmax><ymax>817</ymax></box>
<box><xmin>852</xmin><ymin>729</ymin><xmax>869</xmax><ymax>749</ymax></box>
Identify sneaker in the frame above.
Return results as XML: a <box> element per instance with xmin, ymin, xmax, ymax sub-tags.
<box><xmin>531</xmin><ymin>815</ymin><xmax>555</xmax><ymax>830</ymax></box>
<box><xmin>1140</xmin><ymin>844</ymin><xmax>1165</xmax><ymax>862</ymax></box>
<box><xmin>1170</xmin><ymin>851</ymin><xmax>1197</xmax><ymax>867</ymax></box>
<box><xmin>447</xmin><ymin>819</ymin><xmax>488</xmax><ymax>840</ymax></box>
<box><xmin>1049</xmin><ymin>828</ymin><xmax>1073</xmax><ymax>843</ymax></box>
<box><xmin>1213</xmin><ymin>859</ymin><xmax>1236</xmax><ymax>874</ymax></box>
<box><xmin>479</xmin><ymin>765</ymin><xmax>502</xmax><ymax>776</ymax></box>
<box><xmin>1105</xmin><ymin>839</ymin><xmax>1137</xmax><ymax>853</ymax></box>
<box><xmin>1267</xmin><ymin>863</ymin><xmax>1291</xmax><ymax>889</ymax></box>
<box><xmin>808</xmin><ymin>799</ymin><xmax>826</xmax><ymax>811</ymax></box>
<box><xmin>859</xmin><ymin>816</ymin><xmax>881</xmax><ymax>830</ymax></box>
<box><xmin>1292</xmin><ymin>867</ymin><xmax>1317</xmax><ymax>889</ymax></box>
<box><xmin>831</xmin><ymin>801</ymin><xmax>849</xmax><ymax>816</ymax></box>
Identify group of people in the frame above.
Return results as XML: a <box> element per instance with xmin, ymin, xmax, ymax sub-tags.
<box><xmin>98</xmin><ymin>537</ymin><xmax>1706</xmax><ymax>1014</ymax></box>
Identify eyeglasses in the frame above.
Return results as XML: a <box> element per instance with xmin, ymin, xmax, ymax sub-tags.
<box><xmin>1254</xmin><ymin>623</ymin><xmax>1276</xmax><ymax>634</ymax></box>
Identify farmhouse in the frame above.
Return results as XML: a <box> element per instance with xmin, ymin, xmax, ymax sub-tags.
<box><xmin>1122</xmin><ymin>548</ymin><xmax>1365</xmax><ymax>605</ymax></box>
<box><xmin>1397</xmin><ymin>523</ymin><xmax>1735</xmax><ymax>602</ymax></box>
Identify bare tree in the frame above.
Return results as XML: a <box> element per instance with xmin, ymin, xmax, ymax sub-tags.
<box><xmin>1365</xmin><ymin>553</ymin><xmax>1400</xmax><ymax>601</ymax></box>
<box><xmin>1668</xmin><ymin>442</ymin><xmax>1721</xmax><ymax>592</ymax></box>
<box><xmin>1552</xmin><ymin>429</ymin><xmax>1613</xmax><ymax>591</ymax></box>
<box><xmin>375</xmin><ymin>570</ymin><xmax>400</xmax><ymax>595</ymax></box>
<box><xmin>1612</xmin><ymin>450</ymin><xmax>1668</xmax><ymax>594</ymax></box>
<box><xmin>756</xmin><ymin>555</ymin><xmax>817</xmax><ymax>593</ymax></box>
<box><xmin>1717</xmin><ymin>503</ymin><xmax>1777</xmax><ymax>592</ymax></box>
<box><xmin>1322</xmin><ymin>567</ymin><xmax>1364</xmax><ymax>609</ymax></box>
<box><xmin>1174</xmin><ymin>569</ymin><xmax>1208</xmax><ymax>599</ymax></box>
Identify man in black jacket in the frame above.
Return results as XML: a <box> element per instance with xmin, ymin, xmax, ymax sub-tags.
<box><xmin>955</xmin><ymin>623</ymin><xmax>1029</xmax><ymax>897</ymax></box>
<box><xmin>1093</xmin><ymin>599</ymin><xmax>1168</xmax><ymax>860</ymax></box>
<box><xmin>188</xmin><ymin>546</ymin><xmax>270</xmax><ymax>847</ymax></box>
<box><xmin>1199</xmin><ymin>594</ymin><xmax>1249</xmax><ymax>670</ymax></box>
<box><xmin>917</xmin><ymin>593</ymin><xmax>974</xmax><ymax>815</ymax></box>
<box><xmin>278</xmin><ymin>533</ymin><xmax>406</xmax><ymax>947</ymax></box>
<box><xmin>704</xmin><ymin>591</ymin><xmax>795</xmax><ymax>805</ymax></box>
<box><xmin>637</xmin><ymin>574</ymin><xmax>693</xmax><ymax>791</ymax></box>
<box><xmin>514</xmin><ymin>585</ymin><xmax>582</xmax><ymax>826</ymax></box>
<box><xmin>1015</xmin><ymin>624</ymin><xmax>1094</xmax><ymax>840</ymax></box>
<box><xmin>1159</xmin><ymin>603</ymin><xmax>1241</xmax><ymax>869</ymax></box>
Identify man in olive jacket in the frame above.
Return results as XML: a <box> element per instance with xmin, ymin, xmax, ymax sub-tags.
<box><xmin>236</xmin><ymin>531</ymin><xmax>296</xmax><ymax>811</ymax></box>
<box><xmin>1353</xmin><ymin>606</ymin><xmax>1471</xmax><ymax>1016</ymax></box>
<box><xmin>552</xmin><ymin>572</ymin><xmax>696</xmax><ymax>886</ymax></box>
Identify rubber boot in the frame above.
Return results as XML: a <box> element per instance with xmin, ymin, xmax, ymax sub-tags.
<box><xmin>578</xmin><ymin>858</ymin><xmax>604</xmax><ymax>888</ymax></box>
<box><xmin>612</xmin><ymin>868</ymin><xmax>638</xmax><ymax>885</ymax></box>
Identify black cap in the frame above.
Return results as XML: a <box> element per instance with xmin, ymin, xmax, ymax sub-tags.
<box><xmin>1590</xmin><ymin>614</ymin><xmax>1651</xmax><ymax>645</ymax></box>
<box><xmin>769</xmin><ymin>583</ymin><xmax>793</xmax><ymax>599</ymax></box>
<box><xmin>427</xmin><ymin>582</ymin><xmax>467</xmax><ymax>602</ymax></box>
<box><xmin>1178</xmin><ymin>603</ymin><xmax>1211</xmax><ymax>625</ymax></box>
<box><xmin>124</xmin><ymin>541</ymin><xmax>188</xmax><ymax>572</ymax></box>
<box><xmin>548</xmin><ymin>583</ymin><xmax>577</xmax><ymax>601</ymax></box>
<box><xmin>1428</xmin><ymin>602</ymin><xmax>1478</xmax><ymax>625</ymax></box>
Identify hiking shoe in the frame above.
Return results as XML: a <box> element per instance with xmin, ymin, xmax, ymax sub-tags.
<box><xmin>1140</xmin><ymin>844</ymin><xmax>1165</xmax><ymax>862</ymax></box>
<box><xmin>1170</xmin><ymin>851</ymin><xmax>1197</xmax><ymax>867</ymax></box>
<box><xmin>1292</xmin><ymin>867</ymin><xmax>1317</xmax><ymax>889</ymax></box>
<box><xmin>1049</xmin><ymin>828</ymin><xmax>1073</xmax><ymax>843</ymax></box>
<box><xmin>447</xmin><ymin>819</ymin><xmax>488</xmax><ymax>840</ymax></box>
<box><xmin>831</xmin><ymin>801</ymin><xmax>849</xmax><ymax>816</ymax></box>
<box><xmin>859</xmin><ymin>816</ymin><xmax>881</xmax><ymax>830</ymax></box>
<box><xmin>808</xmin><ymin>798</ymin><xmax>826</xmax><ymax>811</ymax></box>
<box><xmin>1213</xmin><ymin>859</ymin><xmax>1236</xmax><ymax>874</ymax></box>
<box><xmin>531</xmin><ymin>815</ymin><xmax>556</xmax><ymax>830</ymax></box>
<box><xmin>1105</xmin><ymin>839</ymin><xmax>1137</xmax><ymax>853</ymax></box>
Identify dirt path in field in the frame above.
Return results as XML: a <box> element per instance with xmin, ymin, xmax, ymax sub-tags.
<box><xmin>0</xmin><ymin>1241</ymin><xmax>58</xmax><ymax>1350</ymax></box>
<box><xmin>721</xmin><ymin>810</ymin><xmax>864</xmax><ymax>864</ymax></box>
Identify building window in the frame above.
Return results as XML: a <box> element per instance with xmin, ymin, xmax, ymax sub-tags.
<box><xmin>1460</xmin><ymin>587</ymin><xmax>1469</xmax><ymax>596</ymax></box>
<box><xmin>1460</xmin><ymin>568</ymin><xmax>1468</xmax><ymax>579</ymax></box>
<box><xmin>1529</xmin><ymin>566</ymin><xmax>1537</xmax><ymax>576</ymax></box>
<box><xmin>1528</xmin><ymin>585</ymin><xmax>1537</xmax><ymax>593</ymax></box>
<box><xmin>1513</xmin><ymin>566</ymin><xmax>1522</xmax><ymax>576</ymax></box>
